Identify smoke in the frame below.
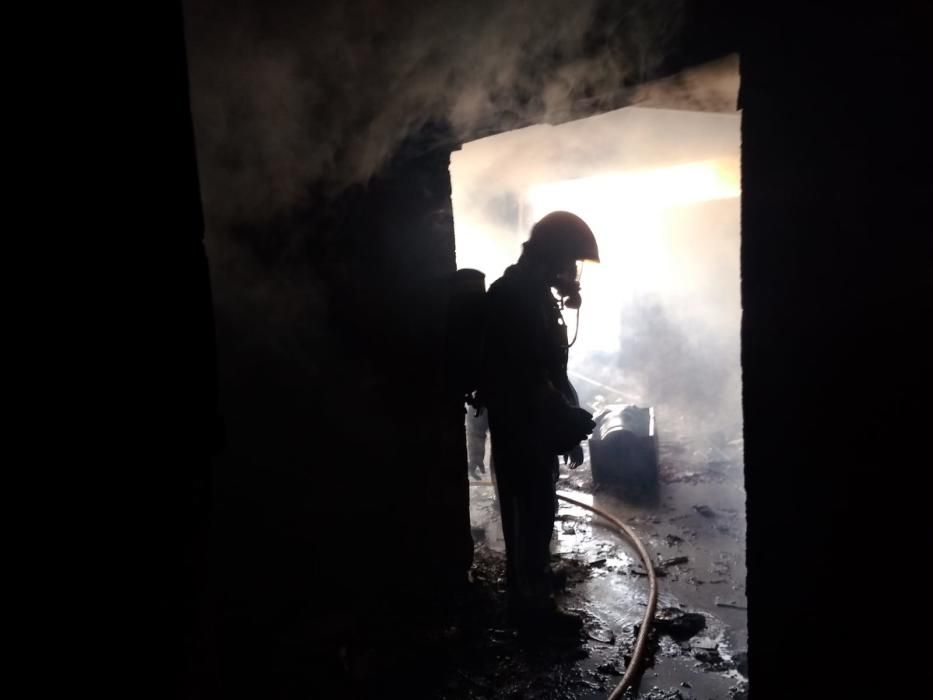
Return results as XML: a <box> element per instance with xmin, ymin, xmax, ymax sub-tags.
<box><xmin>609</xmin><ymin>291</ymin><xmax>742</xmax><ymax>435</ymax></box>
<box><xmin>449</xmin><ymin>101</ymin><xmax>743</xmax><ymax>442</ymax></box>
<box><xmin>179</xmin><ymin>0</ymin><xmax>691</xmax><ymax>413</ymax></box>
<box><xmin>631</xmin><ymin>53</ymin><xmax>739</xmax><ymax>113</ymax></box>
<box><xmin>180</xmin><ymin>0</ymin><xmax>699</xmax><ymax>459</ymax></box>
<box><xmin>183</xmin><ymin>0</ymin><xmax>686</xmax><ymax>230</ymax></box>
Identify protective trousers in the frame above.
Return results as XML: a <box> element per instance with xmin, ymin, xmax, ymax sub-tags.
<box><xmin>490</xmin><ymin>433</ymin><xmax>559</xmax><ymax>611</ymax></box>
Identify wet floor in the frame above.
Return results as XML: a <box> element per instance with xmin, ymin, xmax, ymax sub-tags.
<box><xmin>463</xmin><ymin>431</ymin><xmax>748</xmax><ymax>699</ymax></box>
<box><xmin>199</xmin><ymin>425</ymin><xmax>750</xmax><ymax>699</ymax></box>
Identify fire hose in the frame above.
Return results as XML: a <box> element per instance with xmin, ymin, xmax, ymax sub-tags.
<box><xmin>469</xmin><ymin>482</ymin><xmax>659</xmax><ymax>699</ymax></box>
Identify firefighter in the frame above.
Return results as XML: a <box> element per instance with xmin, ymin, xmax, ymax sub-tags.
<box><xmin>466</xmin><ymin>405</ymin><xmax>491</xmax><ymax>482</ymax></box>
<box><xmin>479</xmin><ymin>211</ymin><xmax>598</xmax><ymax>633</ymax></box>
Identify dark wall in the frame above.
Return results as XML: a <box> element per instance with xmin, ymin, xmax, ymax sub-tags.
<box><xmin>740</xmin><ymin>3</ymin><xmax>930</xmax><ymax>697</ymax></box>
<box><xmin>78</xmin><ymin>4</ymin><xmax>468</xmax><ymax>696</ymax></box>
<box><xmin>200</xmin><ymin>127</ymin><xmax>473</xmax><ymax>694</ymax></box>
<box><xmin>71</xmin><ymin>3</ymin><xmax>224</xmax><ymax>697</ymax></box>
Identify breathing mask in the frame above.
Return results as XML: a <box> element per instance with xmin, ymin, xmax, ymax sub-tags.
<box><xmin>554</xmin><ymin>260</ymin><xmax>585</xmax><ymax>309</ymax></box>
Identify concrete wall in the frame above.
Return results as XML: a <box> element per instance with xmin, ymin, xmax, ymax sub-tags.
<box><xmin>202</xmin><ymin>128</ymin><xmax>474</xmax><ymax>692</ymax></box>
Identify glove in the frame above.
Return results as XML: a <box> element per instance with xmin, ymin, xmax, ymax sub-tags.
<box><xmin>549</xmin><ymin>406</ymin><xmax>596</xmax><ymax>455</ymax></box>
<box><xmin>563</xmin><ymin>444</ymin><xmax>585</xmax><ymax>470</ymax></box>
<box><xmin>567</xmin><ymin>406</ymin><xmax>596</xmax><ymax>441</ymax></box>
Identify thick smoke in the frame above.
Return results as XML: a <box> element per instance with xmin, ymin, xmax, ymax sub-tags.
<box><xmin>180</xmin><ymin>0</ymin><xmax>691</xmax><ymax>404</ymax></box>
<box><xmin>181</xmin><ymin>0</ymin><xmax>701</xmax><ymax>463</ymax></box>
<box><xmin>449</xmin><ymin>100</ymin><xmax>742</xmax><ymax>446</ymax></box>
<box><xmin>183</xmin><ymin>0</ymin><xmax>686</xmax><ymax>230</ymax></box>
<box><xmin>631</xmin><ymin>53</ymin><xmax>739</xmax><ymax>113</ymax></box>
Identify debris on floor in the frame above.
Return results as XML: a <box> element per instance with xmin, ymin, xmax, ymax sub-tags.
<box><xmin>652</xmin><ymin>607</ymin><xmax>707</xmax><ymax>642</ymax></box>
<box><xmin>458</xmin><ymin>425</ymin><xmax>747</xmax><ymax>698</ymax></box>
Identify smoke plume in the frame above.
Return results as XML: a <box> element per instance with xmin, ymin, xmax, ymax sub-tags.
<box><xmin>183</xmin><ymin>0</ymin><xmax>686</xmax><ymax>230</ymax></box>
<box><xmin>449</xmin><ymin>102</ymin><xmax>743</xmax><ymax>443</ymax></box>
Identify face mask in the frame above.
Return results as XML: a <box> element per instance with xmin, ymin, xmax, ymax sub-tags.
<box><xmin>554</xmin><ymin>261</ymin><xmax>584</xmax><ymax>309</ymax></box>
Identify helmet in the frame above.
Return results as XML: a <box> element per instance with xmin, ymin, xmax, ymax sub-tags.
<box><xmin>525</xmin><ymin>211</ymin><xmax>600</xmax><ymax>264</ymax></box>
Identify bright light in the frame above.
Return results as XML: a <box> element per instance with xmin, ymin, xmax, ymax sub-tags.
<box><xmin>453</xmin><ymin>218</ymin><xmax>520</xmax><ymax>291</ymax></box>
<box><xmin>524</xmin><ymin>160</ymin><xmax>740</xmax><ymax>352</ymax></box>
<box><xmin>526</xmin><ymin>159</ymin><xmax>740</xmax><ymax>222</ymax></box>
<box><xmin>452</xmin><ymin>104</ymin><xmax>744</xmax><ymax>457</ymax></box>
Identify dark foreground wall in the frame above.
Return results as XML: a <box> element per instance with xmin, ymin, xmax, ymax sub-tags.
<box><xmin>75</xmin><ymin>5</ymin><xmax>471</xmax><ymax>697</ymax></box>
<box><xmin>741</xmin><ymin>3</ymin><xmax>930</xmax><ymax>697</ymax></box>
<box><xmin>204</xmin><ymin>130</ymin><xmax>473</xmax><ymax>694</ymax></box>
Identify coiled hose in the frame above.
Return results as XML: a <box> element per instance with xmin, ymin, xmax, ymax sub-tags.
<box><xmin>469</xmin><ymin>482</ymin><xmax>658</xmax><ymax>699</ymax></box>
